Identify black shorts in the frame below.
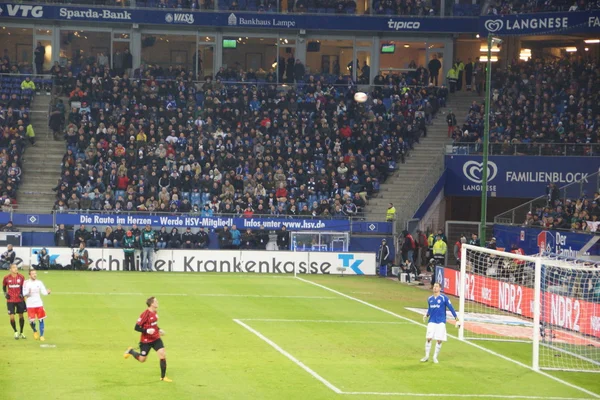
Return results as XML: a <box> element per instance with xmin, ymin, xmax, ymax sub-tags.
<box><xmin>139</xmin><ymin>339</ymin><xmax>164</xmax><ymax>356</ymax></box>
<box><xmin>7</xmin><ymin>301</ymin><xmax>26</xmax><ymax>315</ymax></box>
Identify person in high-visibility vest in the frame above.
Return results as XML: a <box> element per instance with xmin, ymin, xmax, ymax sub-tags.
<box><xmin>433</xmin><ymin>235</ymin><xmax>447</xmax><ymax>266</ymax></box>
<box><xmin>446</xmin><ymin>66</ymin><xmax>457</xmax><ymax>93</ymax></box>
<box><xmin>386</xmin><ymin>203</ymin><xmax>396</xmax><ymax>222</ymax></box>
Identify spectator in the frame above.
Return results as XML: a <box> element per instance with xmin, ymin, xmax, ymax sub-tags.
<box><xmin>446</xmin><ymin>109</ymin><xmax>456</xmax><ymax>138</ymax></box>
<box><xmin>256</xmin><ymin>225</ymin><xmax>269</xmax><ymax>249</ymax></box>
<box><xmin>218</xmin><ymin>225</ymin><xmax>232</xmax><ymax>249</ymax></box>
<box><xmin>428</xmin><ymin>54</ymin><xmax>442</xmax><ymax>86</ymax></box>
<box><xmin>432</xmin><ymin>235</ymin><xmax>447</xmax><ymax>266</ymax></box>
<box><xmin>468</xmin><ymin>233</ymin><xmax>480</xmax><ymax>247</ymax></box>
<box><xmin>231</xmin><ymin>225</ymin><xmax>241</xmax><ymax>249</ymax></box>
<box><xmin>87</xmin><ymin>226</ymin><xmax>102</xmax><ymax>248</ymax></box>
<box><xmin>386</xmin><ymin>202</ymin><xmax>396</xmax><ymax>222</ymax></box>
<box><xmin>276</xmin><ymin>226</ymin><xmax>290</xmax><ymax>250</ymax></box>
<box><xmin>402</xmin><ymin>230</ymin><xmax>416</xmax><ymax>263</ymax></box>
<box><xmin>0</xmin><ymin>244</ymin><xmax>15</xmax><ymax>270</ymax></box>
<box><xmin>157</xmin><ymin>227</ymin><xmax>169</xmax><ymax>249</ymax></box>
<box><xmin>73</xmin><ymin>225</ymin><xmax>89</xmax><ymax>247</ymax></box>
<box><xmin>377</xmin><ymin>238</ymin><xmax>391</xmax><ymax>276</ymax></box>
<box><xmin>54</xmin><ymin>224</ymin><xmax>70</xmax><ymax>247</ymax></box>
<box><xmin>21</xmin><ymin>77</ymin><xmax>36</xmax><ymax>91</ymax></box>
<box><xmin>181</xmin><ymin>227</ymin><xmax>196</xmax><ymax>249</ymax></box>
<box><xmin>168</xmin><ymin>228</ymin><xmax>181</xmax><ymax>248</ymax></box>
<box><xmin>197</xmin><ymin>227</ymin><xmax>210</xmax><ymax>249</ymax></box>
<box><xmin>454</xmin><ymin>235</ymin><xmax>466</xmax><ymax>266</ymax></box>
<box><xmin>34</xmin><ymin>42</ymin><xmax>45</xmax><ymax>75</ymax></box>
<box><xmin>0</xmin><ymin>221</ymin><xmax>17</xmax><ymax>232</ymax></box>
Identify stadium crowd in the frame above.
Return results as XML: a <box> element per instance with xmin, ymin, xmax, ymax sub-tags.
<box><xmin>452</xmin><ymin>56</ymin><xmax>600</xmax><ymax>157</ymax></box>
<box><xmin>49</xmin><ymin>60</ymin><xmax>447</xmax><ymax>218</ymax></box>
<box><xmin>520</xmin><ymin>185</ymin><xmax>600</xmax><ymax>233</ymax></box>
<box><xmin>0</xmin><ymin>70</ymin><xmax>41</xmax><ymax>206</ymax></box>
<box><xmin>486</xmin><ymin>0</ymin><xmax>600</xmax><ymax>14</ymax></box>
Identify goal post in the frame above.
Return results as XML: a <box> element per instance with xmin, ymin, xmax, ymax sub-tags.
<box><xmin>458</xmin><ymin>243</ymin><xmax>600</xmax><ymax>373</ymax></box>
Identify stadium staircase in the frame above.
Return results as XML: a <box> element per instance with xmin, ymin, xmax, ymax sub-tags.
<box><xmin>16</xmin><ymin>95</ymin><xmax>65</xmax><ymax>213</ymax></box>
<box><xmin>365</xmin><ymin>91</ymin><xmax>483</xmax><ymax>229</ymax></box>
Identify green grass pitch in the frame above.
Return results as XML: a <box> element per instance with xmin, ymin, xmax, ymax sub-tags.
<box><xmin>1</xmin><ymin>272</ymin><xmax>599</xmax><ymax>400</ymax></box>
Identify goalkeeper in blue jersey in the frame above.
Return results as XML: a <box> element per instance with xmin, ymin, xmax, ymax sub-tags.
<box><xmin>421</xmin><ymin>282</ymin><xmax>459</xmax><ymax>364</ymax></box>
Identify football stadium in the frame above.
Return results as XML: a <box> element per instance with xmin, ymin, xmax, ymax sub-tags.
<box><xmin>0</xmin><ymin>0</ymin><xmax>599</xmax><ymax>398</ymax></box>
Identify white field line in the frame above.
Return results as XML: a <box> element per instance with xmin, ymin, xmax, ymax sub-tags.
<box><xmin>233</xmin><ymin>319</ymin><xmax>342</xmax><ymax>394</ymax></box>
<box><xmin>239</xmin><ymin>319</ymin><xmax>413</xmax><ymax>325</ymax></box>
<box><xmin>295</xmin><ymin>277</ymin><xmax>600</xmax><ymax>399</ymax></box>
<box><xmin>53</xmin><ymin>292</ymin><xmax>336</xmax><ymax>299</ymax></box>
<box><xmin>236</xmin><ymin>317</ymin><xmax>594</xmax><ymax>400</ymax></box>
<box><xmin>343</xmin><ymin>393</ymin><xmax>594</xmax><ymax>400</ymax></box>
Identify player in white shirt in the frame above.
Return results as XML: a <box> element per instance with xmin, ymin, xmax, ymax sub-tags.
<box><xmin>22</xmin><ymin>269</ymin><xmax>51</xmax><ymax>341</ymax></box>
<box><xmin>421</xmin><ymin>282</ymin><xmax>459</xmax><ymax>364</ymax></box>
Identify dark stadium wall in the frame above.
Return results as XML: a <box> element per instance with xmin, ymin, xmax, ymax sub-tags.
<box><xmin>445</xmin><ymin>197</ymin><xmax>530</xmax><ymax>222</ymax></box>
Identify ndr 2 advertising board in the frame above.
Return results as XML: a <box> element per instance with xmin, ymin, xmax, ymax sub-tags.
<box><xmin>445</xmin><ymin>155</ymin><xmax>600</xmax><ymax>198</ymax></box>
<box><xmin>436</xmin><ymin>266</ymin><xmax>600</xmax><ymax>339</ymax></box>
<box><xmin>16</xmin><ymin>247</ymin><xmax>377</xmax><ymax>275</ymax></box>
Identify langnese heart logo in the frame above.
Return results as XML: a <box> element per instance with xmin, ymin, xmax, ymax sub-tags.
<box><xmin>462</xmin><ymin>160</ymin><xmax>498</xmax><ymax>184</ymax></box>
<box><xmin>484</xmin><ymin>19</ymin><xmax>504</xmax><ymax>33</ymax></box>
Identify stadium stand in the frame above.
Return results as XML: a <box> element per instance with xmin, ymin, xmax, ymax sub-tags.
<box><xmin>451</xmin><ymin>57</ymin><xmax>600</xmax><ymax>157</ymax></box>
<box><xmin>521</xmin><ymin>187</ymin><xmax>600</xmax><ymax>233</ymax></box>
<box><xmin>50</xmin><ymin>62</ymin><xmax>447</xmax><ymax>217</ymax></box>
<box><xmin>0</xmin><ymin>70</ymin><xmax>52</xmax><ymax>208</ymax></box>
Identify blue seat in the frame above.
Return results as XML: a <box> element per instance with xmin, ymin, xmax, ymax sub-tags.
<box><xmin>191</xmin><ymin>192</ymin><xmax>201</xmax><ymax>206</ymax></box>
<box><xmin>383</xmin><ymin>97</ymin><xmax>392</xmax><ymax>110</ymax></box>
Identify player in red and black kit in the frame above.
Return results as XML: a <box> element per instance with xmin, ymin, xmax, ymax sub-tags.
<box><xmin>2</xmin><ymin>264</ymin><xmax>26</xmax><ymax>339</ymax></box>
<box><xmin>123</xmin><ymin>296</ymin><xmax>171</xmax><ymax>382</ymax></box>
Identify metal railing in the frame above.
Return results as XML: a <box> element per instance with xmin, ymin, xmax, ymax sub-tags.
<box><xmin>494</xmin><ymin>171</ymin><xmax>600</xmax><ymax>232</ymax></box>
<box><xmin>50</xmin><ymin>209</ymin><xmax>385</xmax><ymax>220</ymax></box>
<box><xmin>447</xmin><ymin>142</ymin><xmax>600</xmax><ymax>157</ymax></box>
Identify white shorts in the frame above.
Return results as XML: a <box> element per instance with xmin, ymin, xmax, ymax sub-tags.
<box><xmin>426</xmin><ymin>322</ymin><xmax>447</xmax><ymax>341</ymax></box>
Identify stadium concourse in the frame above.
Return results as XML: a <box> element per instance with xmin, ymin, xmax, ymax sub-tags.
<box><xmin>46</xmin><ymin>63</ymin><xmax>448</xmax><ymax>220</ymax></box>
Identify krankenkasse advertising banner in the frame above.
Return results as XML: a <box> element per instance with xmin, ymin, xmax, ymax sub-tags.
<box><xmin>15</xmin><ymin>247</ymin><xmax>377</xmax><ymax>275</ymax></box>
<box><xmin>444</xmin><ymin>155</ymin><xmax>600</xmax><ymax>198</ymax></box>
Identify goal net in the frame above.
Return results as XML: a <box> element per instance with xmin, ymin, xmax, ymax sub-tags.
<box><xmin>458</xmin><ymin>244</ymin><xmax>600</xmax><ymax>372</ymax></box>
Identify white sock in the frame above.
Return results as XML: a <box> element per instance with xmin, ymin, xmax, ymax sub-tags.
<box><xmin>434</xmin><ymin>342</ymin><xmax>442</xmax><ymax>359</ymax></box>
<box><xmin>425</xmin><ymin>341</ymin><xmax>431</xmax><ymax>357</ymax></box>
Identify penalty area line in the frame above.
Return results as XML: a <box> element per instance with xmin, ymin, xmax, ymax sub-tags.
<box><xmin>239</xmin><ymin>318</ymin><xmax>413</xmax><ymax>325</ymax></box>
<box><xmin>53</xmin><ymin>292</ymin><xmax>336</xmax><ymax>299</ymax></box>
<box><xmin>233</xmin><ymin>319</ymin><xmax>342</xmax><ymax>394</ymax></box>
<box><xmin>295</xmin><ymin>277</ymin><xmax>600</xmax><ymax>399</ymax></box>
